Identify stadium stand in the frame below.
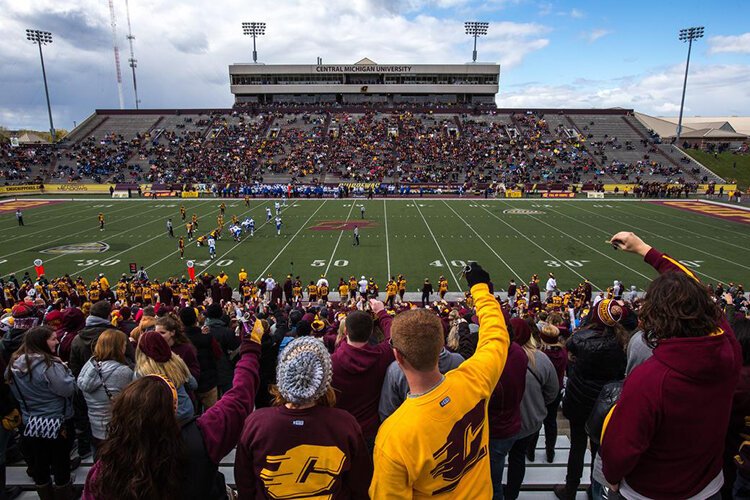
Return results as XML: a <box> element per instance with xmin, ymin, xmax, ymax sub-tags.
<box><xmin>1</xmin><ymin>107</ymin><xmax>727</xmax><ymax>188</ymax></box>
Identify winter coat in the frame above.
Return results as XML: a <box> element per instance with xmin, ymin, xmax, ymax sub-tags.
<box><xmin>519</xmin><ymin>351</ymin><xmax>559</xmax><ymax>438</ymax></box>
<box><xmin>206</xmin><ymin>318</ymin><xmax>240</xmax><ymax>388</ymax></box>
<box><xmin>488</xmin><ymin>343</ymin><xmax>527</xmax><ymax>439</ymax></box>
<box><xmin>77</xmin><ymin>359</ymin><xmax>133</xmax><ymax>439</ymax></box>
<box><xmin>563</xmin><ymin>327</ymin><xmax>625</xmax><ymax>423</ymax></box>
<box><xmin>69</xmin><ymin>316</ymin><xmax>111</xmax><ymax>377</ymax></box>
<box><xmin>8</xmin><ymin>354</ymin><xmax>75</xmax><ymax>423</ymax></box>
<box><xmin>185</xmin><ymin>325</ymin><xmax>218</xmax><ymax>392</ymax></box>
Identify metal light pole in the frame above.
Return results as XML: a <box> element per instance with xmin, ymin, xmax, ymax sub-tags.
<box><xmin>124</xmin><ymin>0</ymin><xmax>140</xmax><ymax>109</ymax></box>
<box><xmin>465</xmin><ymin>21</ymin><xmax>489</xmax><ymax>62</ymax></box>
<box><xmin>26</xmin><ymin>29</ymin><xmax>56</xmax><ymax>142</ymax></box>
<box><xmin>242</xmin><ymin>22</ymin><xmax>266</xmax><ymax>63</ymax></box>
<box><xmin>676</xmin><ymin>26</ymin><xmax>704</xmax><ymax>143</ymax></box>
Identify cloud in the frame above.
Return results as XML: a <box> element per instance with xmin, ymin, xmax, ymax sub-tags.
<box><xmin>569</xmin><ymin>8</ymin><xmax>584</xmax><ymax>18</ymax></box>
<box><xmin>168</xmin><ymin>31</ymin><xmax>210</xmax><ymax>55</ymax></box>
<box><xmin>583</xmin><ymin>28</ymin><xmax>611</xmax><ymax>43</ymax></box>
<box><xmin>708</xmin><ymin>33</ymin><xmax>750</xmax><ymax>54</ymax></box>
<box><xmin>499</xmin><ymin>63</ymin><xmax>750</xmax><ymax>116</ymax></box>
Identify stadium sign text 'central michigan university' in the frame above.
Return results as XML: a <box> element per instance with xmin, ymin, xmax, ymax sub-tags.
<box><xmin>315</xmin><ymin>65</ymin><xmax>413</xmax><ymax>73</ymax></box>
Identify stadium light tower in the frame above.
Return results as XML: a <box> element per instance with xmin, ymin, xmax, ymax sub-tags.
<box><xmin>465</xmin><ymin>21</ymin><xmax>489</xmax><ymax>63</ymax></box>
<box><xmin>675</xmin><ymin>26</ymin><xmax>704</xmax><ymax>143</ymax></box>
<box><xmin>242</xmin><ymin>22</ymin><xmax>266</xmax><ymax>63</ymax></box>
<box><xmin>26</xmin><ymin>29</ymin><xmax>56</xmax><ymax>143</ymax></box>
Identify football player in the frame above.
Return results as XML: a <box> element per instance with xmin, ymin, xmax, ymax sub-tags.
<box><xmin>98</xmin><ymin>213</ymin><xmax>105</xmax><ymax>231</ymax></box>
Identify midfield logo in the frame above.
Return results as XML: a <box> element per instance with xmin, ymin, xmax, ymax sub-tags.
<box><xmin>40</xmin><ymin>242</ymin><xmax>110</xmax><ymax>254</ymax></box>
<box><xmin>502</xmin><ymin>208</ymin><xmax>546</xmax><ymax>215</ymax></box>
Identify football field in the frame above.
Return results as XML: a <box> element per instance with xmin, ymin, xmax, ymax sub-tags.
<box><xmin>1</xmin><ymin>197</ymin><xmax>748</xmax><ymax>293</ymax></box>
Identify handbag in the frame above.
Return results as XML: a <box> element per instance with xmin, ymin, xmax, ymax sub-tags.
<box><xmin>93</xmin><ymin>360</ymin><xmax>115</xmax><ymax>400</ymax></box>
<box><xmin>10</xmin><ymin>369</ymin><xmax>66</xmax><ymax>439</ymax></box>
<box><xmin>586</xmin><ymin>380</ymin><xmax>623</xmax><ymax>445</ymax></box>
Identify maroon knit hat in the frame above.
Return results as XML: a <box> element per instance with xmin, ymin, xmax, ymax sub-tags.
<box><xmin>138</xmin><ymin>331</ymin><xmax>172</xmax><ymax>363</ymax></box>
<box><xmin>510</xmin><ymin>317</ymin><xmax>531</xmax><ymax>346</ymax></box>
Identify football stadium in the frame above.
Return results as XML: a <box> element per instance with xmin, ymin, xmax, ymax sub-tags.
<box><xmin>1</xmin><ymin>2</ymin><xmax>750</xmax><ymax>499</ymax></box>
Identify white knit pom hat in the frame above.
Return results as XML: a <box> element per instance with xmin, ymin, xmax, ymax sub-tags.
<box><xmin>277</xmin><ymin>337</ymin><xmax>332</xmax><ymax>405</ymax></box>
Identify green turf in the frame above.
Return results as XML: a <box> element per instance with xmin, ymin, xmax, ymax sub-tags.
<box><xmin>685</xmin><ymin>148</ymin><xmax>750</xmax><ymax>190</ymax></box>
<box><xmin>1</xmin><ymin>198</ymin><xmax>748</xmax><ymax>292</ymax></box>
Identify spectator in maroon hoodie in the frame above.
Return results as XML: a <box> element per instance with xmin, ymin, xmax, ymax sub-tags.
<box><xmin>155</xmin><ymin>313</ymin><xmax>200</xmax><ymax>382</ymax></box>
<box><xmin>601</xmin><ymin>231</ymin><xmax>742</xmax><ymax>499</ymax></box>
<box><xmin>527</xmin><ymin>323</ymin><xmax>567</xmax><ymax>463</ymax></box>
<box><xmin>235</xmin><ymin>336</ymin><xmax>371</xmax><ymax>499</ymax></box>
<box><xmin>488</xmin><ymin>318</ymin><xmax>527</xmax><ymax>500</ymax></box>
<box><xmin>55</xmin><ymin>307</ymin><xmax>85</xmax><ymax>363</ymax></box>
<box><xmin>331</xmin><ymin>299</ymin><xmax>393</xmax><ymax>451</ymax></box>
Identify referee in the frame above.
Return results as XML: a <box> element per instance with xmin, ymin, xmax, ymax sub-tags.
<box><xmin>353</xmin><ymin>225</ymin><xmax>360</xmax><ymax>246</ymax></box>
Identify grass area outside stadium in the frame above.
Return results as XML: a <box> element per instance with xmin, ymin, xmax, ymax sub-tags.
<box><xmin>0</xmin><ymin>198</ymin><xmax>748</xmax><ymax>294</ymax></box>
<box><xmin>685</xmin><ymin>148</ymin><xmax>750</xmax><ymax>190</ymax></box>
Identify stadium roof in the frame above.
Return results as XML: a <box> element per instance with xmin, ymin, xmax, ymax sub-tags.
<box><xmin>678</xmin><ymin>128</ymin><xmax>748</xmax><ymax>139</ymax></box>
<box><xmin>635</xmin><ymin>112</ymin><xmax>750</xmax><ymax>138</ymax></box>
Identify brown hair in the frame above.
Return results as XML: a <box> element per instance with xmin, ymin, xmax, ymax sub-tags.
<box><xmin>155</xmin><ymin>314</ymin><xmax>191</xmax><ymax>347</ymax></box>
<box><xmin>391</xmin><ymin>309</ymin><xmax>444</xmax><ymax>372</ymax></box>
<box><xmin>90</xmin><ymin>377</ymin><xmax>184</xmax><ymax>500</ymax></box>
<box><xmin>93</xmin><ymin>328</ymin><xmax>128</xmax><ymax>364</ymax></box>
<box><xmin>270</xmin><ymin>385</ymin><xmax>336</xmax><ymax>408</ymax></box>
<box><xmin>640</xmin><ymin>272</ymin><xmax>722</xmax><ymax>348</ymax></box>
<box><xmin>7</xmin><ymin>326</ymin><xmax>59</xmax><ymax>384</ymax></box>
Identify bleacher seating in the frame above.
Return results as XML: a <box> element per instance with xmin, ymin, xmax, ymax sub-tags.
<box><xmin>5</xmin><ymin>107</ymin><xmax>726</xmax><ymax>187</ymax></box>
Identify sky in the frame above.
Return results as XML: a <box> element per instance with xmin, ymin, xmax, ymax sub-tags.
<box><xmin>1</xmin><ymin>0</ymin><xmax>749</xmax><ymax>131</ymax></box>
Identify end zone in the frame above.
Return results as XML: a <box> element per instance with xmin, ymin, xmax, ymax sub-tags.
<box><xmin>650</xmin><ymin>200</ymin><xmax>750</xmax><ymax>225</ymax></box>
<box><xmin>0</xmin><ymin>200</ymin><xmax>65</xmax><ymax>214</ymax></box>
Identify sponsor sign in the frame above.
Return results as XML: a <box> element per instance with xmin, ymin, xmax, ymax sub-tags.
<box><xmin>181</xmin><ymin>191</ymin><xmax>199</xmax><ymax>198</ymax></box>
<box><xmin>602</xmin><ymin>184</ymin><xmax>637</xmax><ymax>193</ymax></box>
<box><xmin>541</xmin><ymin>192</ymin><xmax>576</xmax><ymax>198</ymax></box>
<box><xmin>505</xmin><ymin>190</ymin><xmax>523</xmax><ymax>198</ymax></box>
<box><xmin>129</xmin><ymin>263</ymin><xmax>138</xmax><ymax>274</ymax></box>
<box><xmin>502</xmin><ymin>208</ymin><xmax>546</xmax><ymax>215</ymax></box>
<box><xmin>52</xmin><ymin>183</ymin><xmax>114</xmax><ymax>193</ymax></box>
<box><xmin>40</xmin><ymin>242</ymin><xmax>110</xmax><ymax>254</ymax></box>
<box><xmin>587</xmin><ymin>192</ymin><xmax>605</xmax><ymax>199</ymax></box>
<box><xmin>316</xmin><ymin>65</ymin><xmax>413</xmax><ymax>73</ymax></box>
<box><xmin>0</xmin><ymin>184</ymin><xmax>43</xmax><ymax>194</ymax></box>
<box><xmin>338</xmin><ymin>182</ymin><xmax>380</xmax><ymax>190</ymax></box>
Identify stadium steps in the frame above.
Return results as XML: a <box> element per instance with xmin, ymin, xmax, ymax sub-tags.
<box><xmin>5</xmin><ymin>433</ymin><xmax>592</xmax><ymax>494</ymax></box>
<box><xmin>64</xmin><ymin>115</ymin><xmax>110</xmax><ymax>145</ymax></box>
<box><xmin>564</xmin><ymin>115</ymin><xmax>605</xmax><ymax>171</ymax></box>
<box><xmin>619</xmin><ymin>116</ymin><xmax>694</xmax><ymax>177</ymax></box>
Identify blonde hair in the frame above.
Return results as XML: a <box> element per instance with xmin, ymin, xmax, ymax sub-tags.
<box><xmin>135</xmin><ymin>349</ymin><xmax>190</xmax><ymax>387</ymax></box>
<box><xmin>522</xmin><ymin>333</ymin><xmax>539</xmax><ymax>370</ymax></box>
<box><xmin>130</xmin><ymin>316</ymin><xmax>156</xmax><ymax>344</ymax></box>
<box><xmin>93</xmin><ymin>329</ymin><xmax>128</xmax><ymax>364</ymax></box>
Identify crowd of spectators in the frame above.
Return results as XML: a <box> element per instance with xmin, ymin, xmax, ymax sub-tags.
<box><xmin>0</xmin><ymin>233</ymin><xmax>748</xmax><ymax>498</ymax></box>
<box><xmin>2</xmin><ymin>109</ymin><xmax>722</xmax><ymax>188</ymax></box>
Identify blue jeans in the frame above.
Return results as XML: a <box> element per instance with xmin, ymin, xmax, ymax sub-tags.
<box><xmin>489</xmin><ymin>436</ymin><xmax>517</xmax><ymax>500</ymax></box>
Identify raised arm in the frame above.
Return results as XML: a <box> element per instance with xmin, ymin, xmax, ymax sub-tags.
<box><xmin>196</xmin><ymin>319</ymin><xmax>263</xmax><ymax>463</ymax></box>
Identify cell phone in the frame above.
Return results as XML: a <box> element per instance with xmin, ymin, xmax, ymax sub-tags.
<box><xmin>610</xmin><ymin>239</ymin><xmax>623</xmax><ymax>250</ymax></box>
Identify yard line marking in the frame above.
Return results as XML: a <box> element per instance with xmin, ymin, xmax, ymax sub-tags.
<box><xmin>2</xmin><ymin>201</ymin><xmax>139</xmax><ymax>241</ymax></box>
<box><xmin>148</xmin><ymin>201</ymin><xmax>272</xmax><ymax>274</ymax></box>
<box><xmin>627</xmin><ymin>202</ymin><xmax>750</xmax><ymax>243</ymax></box>
<box><xmin>2</xmin><ymin>201</ymin><xmax>212</xmax><ymax>278</ymax></box>
<box><xmin>474</xmin><ymin>204</ymin><xmax>594</xmax><ymax>289</ymax></box>
<box><xmin>413</xmin><ymin>201</ymin><xmax>460</xmax><ymax>287</ymax></box>
<box><xmin>323</xmin><ymin>201</ymin><xmax>357</xmax><ymax>277</ymax></box>
<box><xmin>564</xmin><ymin>204</ymin><xmax>734</xmax><ymax>280</ymax></box>
<box><xmin>496</xmin><ymin>200</ymin><xmax>655</xmax><ymax>283</ymax></box>
<box><xmin>384</xmin><ymin>199</ymin><xmax>391</xmax><ymax>280</ymax></box>
<box><xmin>254</xmin><ymin>201</ymin><xmax>328</xmax><ymax>281</ymax></box>
<box><xmin>0</xmin><ymin>203</ymin><xmax>170</xmax><ymax>262</ymax></box>
<box><xmin>443</xmin><ymin>201</ymin><xmax>525</xmax><ymax>285</ymax></box>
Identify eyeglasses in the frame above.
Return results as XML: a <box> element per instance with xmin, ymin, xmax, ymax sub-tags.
<box><xmin>388</xmin><ymin>338</ymin><xmax>401</xmax><ymax>354</ymax></box>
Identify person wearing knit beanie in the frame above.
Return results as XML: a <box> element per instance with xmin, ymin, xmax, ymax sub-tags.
<box><xmin>510</xmin><ymin>317</ymin><xmax>531</xmax><ymax>346</ymax></box>
<box><xmin>276</xmin><ymin>337</ymin><xmax>332</xmax><ymax>406</ymax></box>
<box><xmin>205</xmin><ymin>303</ymin><xmax>223</xmax><ymax>320</ymax></box>
<box><xmin>235</xmin><ymin>337</ymin><xmax>372</xmax><ymax>498</ymax></box>
<box><xmin>179</xmin><ymin>306</ymin><xmax>198</xmax><ymax>327</ymax></box>
<box><xmin>138</xmin><ymin>331</ymin><xmax>172</xmax><ymax>363</ymax></box>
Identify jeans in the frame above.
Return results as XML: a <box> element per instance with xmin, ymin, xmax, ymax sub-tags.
<box><xmin>505</xmin><ymin>435</ymin><xmax>533</xmax><ymax>500</ymax></box>
<box><xmin>489</xmin><ymin>436</ymin><xmax>517</xmax><ymax>500</ymax></box>
<box><xmin>565</xmin><ymin>418</ymin><xmax>598</xmax><ymax>490</ymax></box>
<box><xmin>21</xmin><ymin>435</ymin><xmax>70</xmax><ymax>486</ymax></box>
<box><xmin>528</xmin><ymin>392</ymin><xmax>562</xmax><ymax>456</ymax></box>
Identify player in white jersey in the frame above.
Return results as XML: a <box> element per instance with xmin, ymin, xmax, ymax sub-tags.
<box><xmin>207</xmin><ymin>236</ymin><xmax>216</xmax><ymax>259</ymax></box>
<box><xmin>231</xmin><ymin>225</ymin><xmax>242</xmax><ymax>242</ymax></box>
<box><xmin>274</xmin><ymin>201</ymin><xmax>281</xmax><ymax>215</ymax></box>
<box><xmin>266</xmin><ymin>207</ymin><xmax>272</xmax><ymax>222</ymax></box>
<box><xmin>275</xmin><ymin>216</ymin><xmax>282</xmax><ymax>235</ymax></box>
<box><xmin>281</xmin><ymin>194</ymin><xmax>287</xmax><ymax>206</ymax></box>
<box><xmin>241</xmin><ymin>217</ymin><xmax>255</xmax><ymax>236</ymax></box>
